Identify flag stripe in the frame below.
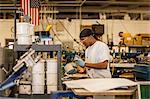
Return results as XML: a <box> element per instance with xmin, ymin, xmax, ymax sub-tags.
<box><xmin>38</xmin><ymin>8</ymin><xmax>40</xmax><ymax>25</ymax></box>
<box><xmin>24</xmin><ymin>0</ymin><xmax>27</xmax><ymax>15</ymax></box>
<box><xmin>31</xmin><ymin>8</ymin><xmax>32</xmax><ymax>24</ymax></box>
<box><xmin>26</xmin><ymin>0</ymin><xmax>28</xmax><ymax>15</ymax></box>
<box><xmin>32</xmin><ymin>8</ymin><xmax>35</xmax><ymax>24</ymax></box>
<box><xmin>20</xmin><ymin>0</ymin><xmax>22</xmax><ymax>9</ymax></box>
<box><xmin>21</xmin><ymin>0</ymin><xmax>40</xmax><ymax>26</ymax></box>
<box><xmin>28</xmin><ymin>0</ymin><xmax>30</xmax><ymax>16</ymax></box>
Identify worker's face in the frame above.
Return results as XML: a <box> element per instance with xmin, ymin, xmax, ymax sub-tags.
<box><xmin>80</xmin><ymin>36</ymin><xmax>91</xmax><ymax>47</ymax></box>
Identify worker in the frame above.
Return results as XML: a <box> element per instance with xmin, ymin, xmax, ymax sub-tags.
<box><xmin>75</xmin><ymin>28</ymin><xmax>111</xmax><ymax>78</ymax></box>
<box><xmin>75</xmin><ymin>29</ymin><xmax>113</xmax><ymax>99</ymax></box>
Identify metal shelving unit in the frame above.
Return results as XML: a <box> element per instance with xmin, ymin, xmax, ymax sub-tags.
<box><xmin>128</xmin><ymin>45</ymin><xmax>150</xmax><ymax>53</ymax></box>
<box><xmin>14</xmin><ymin>44</ymin><xmax>62</xmax><ymax>90</ymax></box>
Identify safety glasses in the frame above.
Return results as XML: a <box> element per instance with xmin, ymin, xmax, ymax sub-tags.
<box><xmin>80</xmin><ymin>37</ymin><xmax>89</xmax><ymax>42</ymax></box>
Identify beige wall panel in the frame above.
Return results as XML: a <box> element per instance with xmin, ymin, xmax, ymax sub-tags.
<box><xmin>0</xmin><ymin>19</ymin><xmax>150</xmax><ymax>48</ymax></box>
<box><xmin>0</xmin><ymin>19</ymin><xmax>14</xmax><ymax>47</ymax></box>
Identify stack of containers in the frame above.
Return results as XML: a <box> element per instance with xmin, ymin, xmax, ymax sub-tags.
<box><xmin>32</xmin><ymin>59</ymin><xmax>45</xmax><ymax>94</ymax></box>
<box><xmin>46</xmin><ymin>59</ymin><xmax>57</xmax><ymax>94</ymax></box>
<box><xmin>17</xmin><ymin>22</ymin><xmax>34</xmax><ymax>45</ymax></box>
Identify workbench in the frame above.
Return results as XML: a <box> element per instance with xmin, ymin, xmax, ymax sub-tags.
<box><xmin>110</xmin><ymin>63</ymin><xmax>135</xmax><ymax>79</ymax></box>
<box><xmin>72</xmin><ymin>87</ymin><xmax>137</xmax><ymax>99</ymax></box>
<box><xmin>64</xmin><ymin>78</ymin><xmax>138</xmax><ymax>99</ymax></box>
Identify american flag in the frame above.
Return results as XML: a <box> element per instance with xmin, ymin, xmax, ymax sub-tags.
<box><xmin>21</xmin><ymin>0</ymin><xmax>40</xmax><ymax>26</ymax></box>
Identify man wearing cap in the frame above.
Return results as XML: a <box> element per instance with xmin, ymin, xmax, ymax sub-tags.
<box><xmin>75</xmin><ymin>28</ymin><xmax>113</xmax><ymax>99</ymax></box>
<box><xmin>75</xmin><ymin>28</ymin><xmax>111</xmax><ymax>78</ymax></box>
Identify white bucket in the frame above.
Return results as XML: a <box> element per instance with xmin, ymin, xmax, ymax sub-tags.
<box><xmin>46</xmin><ymin>59</ymin><xmax>57</xmax><ymax>73</ymax></box>
<box><xmin>17</xmin><ymin>23</ymin><xmax>30</xmax><ymax>35</ymax></box>
<box><xmin>46</xmin><ymin>73</ymin><xmax>57</xmax><ymax>85</ymax></box>
<box><xmin>32</xmin><ymin>85</ymin><xmax>44</xmax><ymax>94</ymax></box>
<box><xmin>17</xmin><ymin>34</ymin><xmax>32</xmax><ymax>45</ymax></box>
<box><xmin>32</xmin><ymin>73</ymin><xmax>45</xmax><ymax>85</ymax></box>
<box><xmin>19</xmin><ymin>85</ymin><xmax>31</xmax><ymax>94</ymax></box>
<box><xmin>47</xmin><ymin>85</ymin><xmax>57</xmax><ymax>94</ymax></box>
<box><xmin>32</xmin><ymin>59</ymin><xmax>45</xmax><ymax>73</ymax></box>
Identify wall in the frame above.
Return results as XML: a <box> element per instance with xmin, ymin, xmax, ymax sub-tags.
<box><xmin>53</xmin><ymin>19</ymin><xmax>150</xmax><ymax>50</ymax></box>
<box><xmin>106</xmin><ymin>20</ymin><xmax>150</xmax><ymax>45</ymax></box>
<box><xmin>0</xmin><ymin>19</ymin><xmax>15</xmax><ymax>47</ymax></box>
<box><xmin>0</xmin><ymin>19</ymin><xmax>150</xmax><ymax>49</ymax></box>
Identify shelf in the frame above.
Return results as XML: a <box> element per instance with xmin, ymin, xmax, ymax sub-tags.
<box><xmin>14</xmin><ymin>44</ymin><xmax>62</xmax><ymax>90</ymax></box>
<box><xmin>110</xmin><ymin>63</ymin><xmax>135</xmax><ymax>68</ymax></box>
<box><xmin>14</xmin><ymin>44</ymin><xmax>61</xmax><ymax>52</ymax></box>
<box><xmin>128</xmin><ymin>45</ymin><xmax>150</xmax><ymax>48</ymax></box>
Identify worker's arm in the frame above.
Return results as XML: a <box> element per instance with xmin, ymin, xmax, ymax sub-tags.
<box><xmin>75</xmin><ymin>55</ymin><xmax>109</xmax><ymax>69</ymax></box>
<box><xmin>85</xmin><ymin>60</ymin><xmax>108</xmax><ymax>69</ymax></box>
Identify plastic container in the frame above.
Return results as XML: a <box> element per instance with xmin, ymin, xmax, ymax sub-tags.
<box><xmin>47</xmin><ymin>85</ymin><xmax>57</xmax><ymax>94</ymax></box>
<box><xmin>140</xmin><ymin>85</ymin><xmax>150</xmax><ymax>99</ymax></box>
<box><xmin>32</xmin><ymin>85</ymin><xmax>44</xmax><ymax>94</ymax></box>
<box><xmin>17</xmin><ymin>23</ymin><xmax>30</xmax><ymax>35</ymax></box>
<box><xmin>32</xmin><ymin>73</ymin><xmax>45</xmax><ymax>85</ymax></box>
<box><xmin>134</xmin><ymin>64</ymin><xmax>150</xmax><ymax>81</ymax></box>
<box><xmin>17</xmin><ymin>34</ymin><xmax>32</xmax><ymax>45</ymax></box>
<box><xmin>46</xmin><ymin>59</ymin><xmax>57</xmax><ymax>73</ymax></box>
<box><xmin>32</xmin><ymin>59</ymin><xmax>45</xmax><ymax>73</ymax></box>
<box><xmin>46</xmin><ymin>73</ymin><xmax>57</xmax><ymax>85</ymax></box>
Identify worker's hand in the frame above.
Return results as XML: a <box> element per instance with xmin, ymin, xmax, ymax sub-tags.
<box><xmin>74</xmin><ymin>55</ymin><xmax>85</xmax><ymax>67</ymax></box>
<box><xmin>77</xmin><ymin>66</ymin><xmax>86</xmax><ymax>73</ymax></box>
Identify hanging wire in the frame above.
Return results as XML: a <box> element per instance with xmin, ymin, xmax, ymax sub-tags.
<box><xmin>57</xmin><ymin>20</ymin><xmax>83</xmax><ymax>47</ymax></box>
<box><xmin>45</xmin><ymin>17</ymin><xmax>74</xmax><ymax>50</ymax></box>
<box><xmin>111</xmin><ymin>16</ymin><xmax>114</xmax><ymax>42</ymax></box>
<box><xmin>42</xmin><ymin>5</ymin><xmax>70</xmax><ymax>50</ymax></box>
<box><xmin>51</xmin><ymin>28</ymin><xmax>75</xmax><ymax>51</ymax></box>
<box><xmin>45</xmin><ymin>18</ymin><xmax>64</xmax><ymax>46</ymax></box>
<box><xmin>40</xmin><ymin>6</ymin><xmax>45</xmax><ymax>31</ymax></box>
<box><xmin>58</xmin><ymin>20</ymin><xmax>74</xmax><ymax>39</ymax></box>
<box><xmin>51</xmin><ymin>28</ymin><xmax>63</xmax><ymax>44</ymax></box>
<box><xmin>119</xmin><ymin>20</ymin><xmax>129</xmax><ymax>33</ymax></box>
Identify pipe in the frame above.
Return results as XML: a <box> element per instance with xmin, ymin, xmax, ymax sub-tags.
<box><xmin>80</xmin><ymin>0</ymin><xmax>86</xmax><ymax>7</ymax></box>
<box><xmin>0</xmin><ymin>7</ymin><xmax>18</xmax><ymax>10</ymax></box>
<box><xmin>79</xmin><ymin>0</ymin><xmax>86</xmax><ymax>31</ymax></box>
<box><xmin>14</xmin><ymin>0</ymin><xmax>17</xmax><ymax>50</ymax></box>
<box><xmin>41</xmin><ymin>1</ymin><xmax>150</xmax><ymax>6</ymax></box>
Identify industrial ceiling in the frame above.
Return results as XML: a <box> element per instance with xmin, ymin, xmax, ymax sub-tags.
<box><xmin>0</xmin><ymin>0</ymin><xmax>150</xmax><ymax>20</ymax></box>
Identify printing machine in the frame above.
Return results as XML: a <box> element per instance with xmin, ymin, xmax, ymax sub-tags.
<box><xmin>0</xmin><ymin>48</ymin><xmax>41</xmax><ymax>96</ymax></box>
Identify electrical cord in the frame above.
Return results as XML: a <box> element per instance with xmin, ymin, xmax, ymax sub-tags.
<box><xmin>45</xmin><ymin>17</ymin><xmax>70</xmax><ymax>50</ymax></box>
<box><xmin>45</xmin><ymin>17</ymin><xmax>84</xmax><ymax>50</ymax></box>
<box><xmin>58</xmin><ymin>20</ymin><xmax>74</xmax><ymax>39</ymax></box>
<box><xmin>51</xmin><ymin>28</ymin><xmax>74</xmax><ymax>50</ymax></box>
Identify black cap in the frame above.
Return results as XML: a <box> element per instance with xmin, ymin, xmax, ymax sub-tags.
<box><xmin>79</xmin><ymin>29</ymin><xmax>94</xmax><ymax>39</ymax></box>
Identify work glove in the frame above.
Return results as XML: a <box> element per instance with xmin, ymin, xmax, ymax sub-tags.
<box><xmin>74</xmin><ymin>55</ymin><xmax>85</xmax><ymax>67</ymax></box>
